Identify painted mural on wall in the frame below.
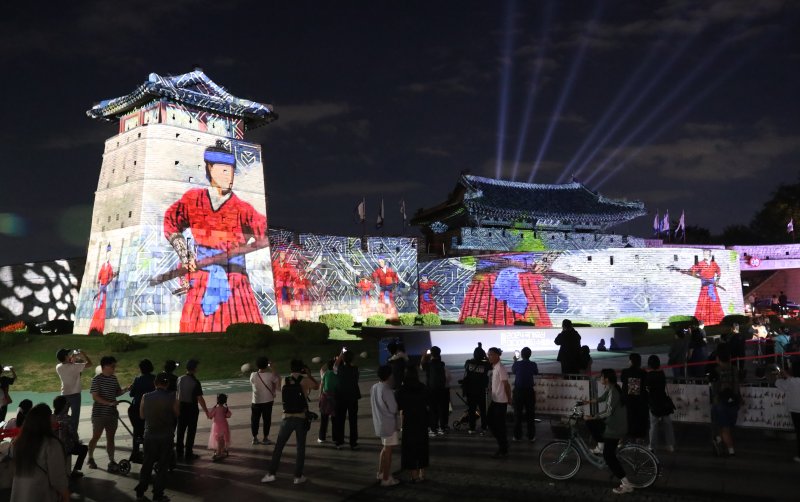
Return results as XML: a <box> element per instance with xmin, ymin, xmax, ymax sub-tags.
<box><xmin>418</xmin><ymin>248</ymin><xmax>745</xmax><ymax>326</ymax></box>
<box><xmin>0</xmin><ymin>259</ymin><xmax>84</xmax><ymax>324</ymax></box>
<box><xmin>74</xmin><ymin>131</ymin><xmax>277</xmax><ymax>335</ymax></box>
<box><xmin>268</xmin><ymin>230</ymin><xmax>417</xmax><ymax>326</ymax></box>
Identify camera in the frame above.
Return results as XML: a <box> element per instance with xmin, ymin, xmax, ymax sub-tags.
<box><xmin>514</xmin><ymin>350</ymin><xmax>521</xmax><ymax>359</ymax></box>
<box><xmin>72</xmin><ymin>349</ymin><xmax>81</xmax><ymax>355</ymax></box>
<box><xmin>2</xmin><ymin>366</ymin><xmax>11</xmax><ymax>371</ymax></box>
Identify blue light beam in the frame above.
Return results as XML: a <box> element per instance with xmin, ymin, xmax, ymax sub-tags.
<box><xmin>527</xmin><ymin>1</ymin><xmax>603</xmax><ymax>183</ymax></box>
<box><xmin>495</xmin><ymin>0</ymin><xmax>517</xmax><ymax>179</ymax></box>
<box><xmin>510</xmin><ymin>0</ymin><xmax>555</xmax><ymax>181</ymax></box>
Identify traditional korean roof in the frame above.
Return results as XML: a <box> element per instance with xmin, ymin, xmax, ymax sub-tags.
<box><xmin>87</xmin><ymin>69</ymin><xmax>277</xmax><ymax>128</ymax></box>
<box><xmin>412</xmin><ymin>174</ymin><xmax>647</xmax><ymax>230</ymax></box>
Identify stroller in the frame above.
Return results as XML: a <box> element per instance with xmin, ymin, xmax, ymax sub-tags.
<box><xmin>450</xmin><ymin>391</ymin><xmax>480</xmax><ymax>431</ymax></box>
<box><xmin>116</xmin><ymin>399</ymin><xmax>175</xmax><ymax>475</ymax></box>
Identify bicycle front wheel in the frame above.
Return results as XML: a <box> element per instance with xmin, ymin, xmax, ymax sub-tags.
<box><xmin>539</xmin><ymin>440</ymin><xmax>581</xmax><ymax>480</ymax></box>
<box><xmin>618</xmin><ymin>445</ymin><xmax>659</xmax><ymax>488</ymax></box>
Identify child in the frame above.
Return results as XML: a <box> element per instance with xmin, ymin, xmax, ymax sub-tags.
<box><xmin>53</xmin><ymin>395</ymin><xmax>89</xmax><ymax>478</ymax></box>
<box><xmin>207</xmin><ymin>393</ymin><xmax>232</xmax><ymax>460</ymax></box>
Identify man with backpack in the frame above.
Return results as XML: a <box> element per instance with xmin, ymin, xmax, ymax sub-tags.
<box><xmin>261</xmin><ymin>359</ymin><xmax>319</xmax><ymax>485</ymax></box>
<box><xmin>420</xmin><ymin>346</ymin><xmax>450</xmax><ymax>436</ymax></box>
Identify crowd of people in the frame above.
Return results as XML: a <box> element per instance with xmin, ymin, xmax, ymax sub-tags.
<box><xmin>0</xmin><ymin>316</ymin><xmax>798</xmax><ymax>500</ymax></box>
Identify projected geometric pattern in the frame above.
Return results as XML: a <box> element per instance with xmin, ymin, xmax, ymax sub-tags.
<box><xmin>0</xmin><ymin>259</ymin><xmax>83</xmax><ymax>324</ymax></box>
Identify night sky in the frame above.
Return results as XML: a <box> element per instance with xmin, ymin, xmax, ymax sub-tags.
<box><xmin>1</xmin><ymin>0</ymin><xmax>798</xmax><ymax>265</ymax></box>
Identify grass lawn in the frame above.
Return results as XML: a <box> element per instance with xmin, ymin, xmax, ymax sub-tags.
<box><xmin>1</xmin><ymin>333</ymin><xmax>378</xmax><ymax>392</ymax></box>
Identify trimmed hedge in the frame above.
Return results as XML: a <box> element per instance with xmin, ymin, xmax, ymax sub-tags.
<box><xmin>609</xmin><ymin>321</ymin><xmax>648</xmax><ymax>338</ymax></box>
<box><xmin>0</xmin><ymin>331</ymin><xmax>28</xmax><ymax>349</ymax></box>
<box><xmin>720</xmin><ymin>314</ymin><xmax>749</xmax><ymax>327</ymax></box>
<box><xmin>225</xmin><ymin>322</ymin><xmax>272</xmax><ymax>348</ymax></box>
<box><xmin>289</xmin><ymin>320</ymin><xmax>329</xmax><ymax>344</ymax></box>
<box><xmin>514</xmin><ymin>320</ymin><xmax>535</xmax><ymax>326</ymax></box>
<box><xmin>668</xmin><ymin>315</ymin><xmax>698</xmax><ymax>331</ymax></box>
<box><xmin>399</xmin><ymin>313</ymin><xmax>417</xmax><ymax>326</ymax></box>
<box><xmin>104</xmin><ymin>332</ymin><xmax>137</xmax><ymax>352</ymax></box>
<box><xmin>464</xmin><ymin>317</ymin><xmax>485</xmax><ymax>325</ymax></box>
<box><xmin>365</xmin><ymin>315</ymin><xmax>387</xmax><ymax>327</ymax></box>
<box><xmin>318</xmin><ymin>313</ymin><xmax>354</xmax><ymax>330</ymax></box>
<box><xmin>419</xmin><ymin>313</ymin><xmax>441</xmax><ymax>326</ymax></box>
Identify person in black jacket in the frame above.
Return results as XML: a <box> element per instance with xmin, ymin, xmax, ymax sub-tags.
<box><xmin>645</xmin><ymin>355</ymin><xmax>675</xmax><ymax>452</ymax></box>
<box><xmin>462</xmin><ymin>344</ymin><xmax>490</xmax><ymax>435</ymax></box>
<box><xmin>620</xmin><ymin>353</ymin><xmax>649</xmax><ymax>440</ymax></box>
<box><xmin>396</xmin><ymin>366</ymin><xmax>430</xmax><ymax>482</ymax></box>
<box><xmin>421</xmin><ymin>346</ymin><xmax>449</xmax><ymax>436</ymax></box>
<box><xmin>128</xmin><ymin>359</ymin><xmax>156</xmax><ymax>463</ymax></box>
<box><xmin>554</xmin><ymin>319</ymin><xmax>582</xmax><ymax>374</ymax></box>
<box><xmin>333</xmin><ymin>350</ymin><xmax>361</xmax><ymax>450</ymax></box>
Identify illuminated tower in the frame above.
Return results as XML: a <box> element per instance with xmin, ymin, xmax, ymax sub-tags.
<box><xmin>74</xmin><ymin>70</ymin><xmax>279</xmax><ymax>335</ymax></box>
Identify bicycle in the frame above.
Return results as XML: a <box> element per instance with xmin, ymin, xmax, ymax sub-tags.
<box><xmin>539</xmin><ymin>402</ymin><xmax>660</xmax><ymax>488</ymax></box>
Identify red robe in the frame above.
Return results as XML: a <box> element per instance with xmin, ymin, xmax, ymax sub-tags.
<box><xmin>418</xmin><ymin>279</ymin><xmax>439</xmax><ymax>314</ymax></box>
<box><xmin>272</xmin><ymin>259</ymin><xmax>298</xmax><ymax>303</ymax></box>
<box><xmin>88</xmin><ymin>262</ymin><xmax>114</xmax><ymax>335</ymax></box>
<box><xmin>689</xmin><ymin>259</ymin><xmax>723</xmax><ymax>325</ymax></box>
<box><xmin>459</xmin><ymin>271</ymin><xmax>551</xmax><ymax>327</ymax></box>
<box><xmin>164</xmin><ymin>188</ymin><xmax>266</xmax><ymax>333</ymax></box>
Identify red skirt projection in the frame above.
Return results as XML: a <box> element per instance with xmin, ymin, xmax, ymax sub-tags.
<box><xmin>180</xmin><ymin>271</ymin><xmax>262</xmax><ymax>333</ymax></box>
<box><xmin>459</xmin><ymin>272</ymin><xmax>552</xmax><ymax>327</ymax></box>
<box><xmin>695</xmin><ymin>285</ymin><xmax>724</xmax><ymax>326</ymax></box>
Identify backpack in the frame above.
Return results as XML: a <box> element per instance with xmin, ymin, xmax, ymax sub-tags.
<box><xmin>426</xmin><ymin>360</ymin><xmax>446</xmax><ymax>390</ymax></box>
<box><xmin>282</xmin><ymin>375</ymin><xmax>308</xmax><ymax>413</ymax></box>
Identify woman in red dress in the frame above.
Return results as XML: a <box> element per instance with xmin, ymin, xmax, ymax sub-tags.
<box><xmin>688</xmin><ymin>249</ymin><xmax>724</xmax><ymax>325</ymax></box>
<box><xmin>89</xmin><ymin>245</ymin><xmax>115</xmax><ymax>335</ymax></box>
<box><xmin>164</xmin><ymin>141</ymin><xmax>267</xmax><ymax>333</ymax></box>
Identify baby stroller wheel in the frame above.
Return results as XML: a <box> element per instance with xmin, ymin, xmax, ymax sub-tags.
<box><xmin>117</xmin><ymin>459</ymin><xmax>131</xmax><ymax>475</ymax></box>
<box><xmin>452</xmin><ymin>420</ymin><xmax>462</xmax><ymax>431</ymax></box>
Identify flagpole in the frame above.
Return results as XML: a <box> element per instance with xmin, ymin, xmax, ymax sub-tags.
<box><xmin>361</xmin><ymin>197</ymin><xmax>366</xmax><ymax>248</ymax></box>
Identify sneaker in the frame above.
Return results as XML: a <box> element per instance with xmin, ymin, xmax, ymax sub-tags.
<box><xmin>262</xmin><ymin>438</ymin><xmax>273</xmax><ymax>445</ymax></box>
<box><xmin>334</xmin><ymin>443</ymin><xmax>344</xmax><ymax>450</ymax></box>
<box><xmin>376</xmin><ymin>472</ymin><xmax>382</xmax><ymax>480</ymax></box>
<box><xmin>479</xmin><ymin>429</ymin><xmax>486</xmax><ymax>436</ymax></box>
<box><xmin>70</xmin><ymin>470</ymin><xmax>84</xmax><ymax>479</ymax></box>
<box><xmin>107</xmin><ymin>461</ymin><xmax>119</xmax><ymax>473</ymax></box>
<box><xmin>591</xmin><ymin>444</ymin><xmax>604</xmax><ymax>455</ymax></box>
<box><xmin>317</xmin><ymin>438</ymin><xmax>327</xmax><ymax>444</ymax></box>
<box><xmin>252</xmin><ymin>437</ymin><xmax>261</xmax><ymax>445</ymax></box>
<box><xmin>428</xmin><ymin>431</ymin><xmax>437</xmax><ymax>438</ymax></box>
<box><xmin>350</xmin><ymin>444</ymin><xmax>360</xmax><ymax>451</ymax></box>
<box><xmin>87</xmin><ymin>458</ymin><xmax>98</xmax><ymax>469</ymax></box>
<box><xmin>612</xmin><ymin>483</ymin><xmax>634</xmax><ymax>495</ymax></box>
<box><xmin>293</xmin><ymin>476</ymin><xmax>308</xmax><ymax>485</ymax></box>
<box><xmin>261</xmin><ymin>473</ymin><xmax>276</xmax><ymax>483</ymax></box>
<box><xmin>380</xmin><ymin>477</ymin><xmax>400</xmax><ymax>487</ymax></box>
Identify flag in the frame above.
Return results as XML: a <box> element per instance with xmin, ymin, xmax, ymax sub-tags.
<box><xmin>653</xmin><ymin>211</ymin><xmax>660</xmax><ymax>236</ymax></box>
<box><xmin>661</xmin><ymin>211</ymin><xmax>670</xmax><ymax>235</ymax></box>
<box><xmin>376</xmin><ymin>199</ymin><xmax>384</xmax><ymax>229</ymax></box>
<box><xmin>788</xmin><ymin>218</ymin><xmax>795</xmax><ymax>234</ymax></box>
<box><xmin>353</xmin><ymin>198</ymin><xmax>366</xmax><ymax>223</ymax></box>
<box><xmin>675</xmin><ymin>210</ymin><xmax>685</xmax><ymax>238</ymax></box>
<box><xmin>399</xmin><ymin>199</ymin><xmax>407</xmax><ymax>221</ymax></box>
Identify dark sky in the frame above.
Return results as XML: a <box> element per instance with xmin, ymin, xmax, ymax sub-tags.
<box><xmin>1</xmin><ymin>0</ymin><xmax>799</xmax><ymax>265</ymax></box>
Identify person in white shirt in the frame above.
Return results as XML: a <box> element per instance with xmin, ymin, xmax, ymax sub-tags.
<box><xmin>56</xmin><ymin>348</ymin><xmax>93</xmax><ymax>436</ymax></box>
<box><xmin>774</xmin><ymin>357</ymin><xmax>800</xmax><ymax>463</ymax></box>
<box><xmin>487</xmin><ymin>347</ymin><xmax>512</xmax><ymax>458</ymax></box>
<box><xmin>370</xmin><ymin>365</ymin><xmax>399</xmax><ymax>487</ymax></box>
<box><xmin>249</xmin><ymin>356</ymin><xmax>281</xmax><ymax>445</ymax></box>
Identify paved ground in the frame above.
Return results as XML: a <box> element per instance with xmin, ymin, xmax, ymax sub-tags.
<box><xmin>2</xmin><ymin>347</ymin><xmax>797</xmax><ymax>501</ymax></box>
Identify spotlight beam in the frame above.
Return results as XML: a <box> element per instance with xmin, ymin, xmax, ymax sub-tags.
<box><xmin>510</xmin><ymin>0</ymin><xmax>555</xmax><ymax>181</ymax></box>
<box><xmin>495</xmin><ymin>0</ymin><xmax>517</xmax><ymax>179</ymax></box>
<box><xmin>591</xmin><ymin>39</ymin><xmax>768</xmax><ymax>190</ymax></box>
<box><xmin>527</xmin><ymin>2</ymin><xmax>603</xmax><ymax>183</ymax></box>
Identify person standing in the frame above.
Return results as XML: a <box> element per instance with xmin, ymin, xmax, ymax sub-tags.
<box><xmin>52</xmin><ymin>396</ymin><xmax>89</xmax><ymax>479</ymax></box>
<box><xmin>620</xmin><ymin>353</ymin><xmax>649</xmax><ymax>442</ymax></box>
<box><xmin>511</xmin><ymin>347</ymin><xmax>538</xmax><ymax>442</ymax></box>
<box><xmin>555</xmin><ymin>319</ymin><xmax>582</xmax><ymax>375</ymax></box>
<box><xmin>250</xmin><ymin>356</ymin><xmax>280</xmax><ymax>445</ymax></box>
<box><xmin>687</xmin><ymin>323</ymin><xmax>708</xmax><ymax>378</ymax></box>
<box><xmin>128</xmin><ymin>359</ymin><xmax>156</xmax><ymax>462</ymax></box>
<box><xmin>396</xmin><ymin>366</ymin><xmax>430</xmax><ymax>483</ymax></box>
<box><xmin>136</xmin><ymin>372</ymin><xmax>178</xmax><ymax>502</ymax></box>
<box><xmin>87</xmin><ymin>356</ymin><xmax>128</xmax><ymax>472</ymax></box>
<box><xmin>645</xmin><ymin>355</ymin><xmax>675</xmax><ymax>452</ymax></box>
<box><xmin>11</xmin><ymin>404</ymin><xmax>70</xmax><ymax>502</ymax></box>
<box><xmin>710</xmin><ymin>345</ymin><xmax>741</xmax><ymax>456</ymax></box>
<box><xmin>176</xmin><ymin>359</ymin><xmax>208</xmax><ymax>461</ymax></box>
<box><xmin>667</xmin><ymin>329</ymin><xmax>690</xmax><ymax>377</ymax></box>
<box><xmin>584</xmin><ymin>369</ymin><xmax>633</xmax><ymax>495</ymax></box>
<box><xmin>420</xmin><ymin>346</ymin><xmax>450</xmax><ymax>436</ymax></box>
<box><xmin>261</xmin><ymin>359</ymin><xmax>319</xmax><ymax>485</ymax></box>
<box><xmin>370</xmin><ymin>365</ymin><xmax>400</xmax><ymax>487</ymax></box>
<box><xmin>462</xmin><ymin>344</ymin><xmax>490</xmax><ymax>435</ymax></box>
<box><xmin>387</xmin><ymin>341</ymin><xmax>408</xmax><ymax>391</ymax></box>
<box><xmin>318</xmin><ymin>357</ymin><xmax>338</xmax><ymax>444</ymax></box>
<box><xmin>56</xmin><ymin>348</ymin><xmax>93</xmax><ymax>435</ymax></box>
<box><xmin>774</xmin><ymin>356</ymin><xmax>800</xmax><ymax>463</ymax></box>
<box><xmin>486</xmin><ymin>347</ymin><xmax>511</xmax><ymax>458</ymax></box>
<box><xmin>333</xmin><ymin>349</ymin><xmax>361</xmax><ymax>450</ymax></box>
<box><xmin>0</xmin><ymin>364</ymin><xmax>16</xmax><ymax>422</ymax></box>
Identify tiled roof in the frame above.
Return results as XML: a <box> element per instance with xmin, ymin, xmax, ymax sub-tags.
<box><xmin>87</xmin><ymin>70</ymin><xmax>277</xmax><ymax>128</ymax></box>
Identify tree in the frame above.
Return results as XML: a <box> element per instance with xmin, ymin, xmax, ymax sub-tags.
<box><xmin>749</xmin><ymin>178</ymin><xmax>800</xmax><ymax>242</ymax></box>
<box><xmin>682</xmin><ymin>225</ymin><xmax>712</xmax><ymax>244</ymax></box>
<box><xmin>717</xmin><ymin>224</ymin><xmax>760</xmax><ymax>245</ymax></box>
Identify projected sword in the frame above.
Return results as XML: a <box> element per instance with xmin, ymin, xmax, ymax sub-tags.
<box><xmin>666</xmin><ymin>265</ymin><xmax>727</xmax><ymax>291</ymax></box>
<box><xmin>149</xmin><ymin>238</ymin><xmax>271</xmax><ymax>288</ymax></box>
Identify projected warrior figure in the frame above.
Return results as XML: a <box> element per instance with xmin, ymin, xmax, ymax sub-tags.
<box><xmin>668</xmin><ymin>249</ymin><xmax>724</xmax><ymax>325</ymax></box>
<box><xmin>89</xmin><ymin>244</ymin><xmax>116</xmax><ymax>335</ymax></box>
<box><xmin>272</xmin><ymin>250</ymin><xmax>298</xmax><ymax>304</ymax></box>
<box><xmin>372</xmin><ymin>257</ymin><xmax>407</xmax><ymax>316</ymax></box>
<box><xmin>418</xmin><ymin>274</ymin><xmax>440</xmax><ymax>314</ymax></box>
<box><xmin>459</xmin><ymin>252</ymin><xmax>586</xmax><ymax>326</ymax></box>
<box><xmin>163</xmin><ymin>140</ymin><xmax>267</xmax><ymax>332</ymax></box>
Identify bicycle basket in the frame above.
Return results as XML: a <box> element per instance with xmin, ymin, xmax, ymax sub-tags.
<box><xmin>550</xmin><ymin>420</ymin><xmax>572</xmax><ymax>440</ymax></box>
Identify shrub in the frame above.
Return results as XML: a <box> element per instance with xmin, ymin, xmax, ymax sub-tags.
<box><xmin>318</xmin><ymin>313</ymin><xmax>354</xmax><ymax>330</ymax></box>
<box><xmin>720</xmin><ymin>314</ymin><xmax>749</xmax><ymax>327</ymax></box>
<box><xmin>668</xmin><ymin>315</ymin><xmax>698</xmax><ymax>331</ymax></box>
<box><xmin>0</xmin><ymin>321</ymin><xmax>27</xmax><ymax>333</ymax></box>
<box><xmin>514</xmin><ymin>320</ymin><xmax>535</xmax><ymax>326</ymax></box>
<box><xmin>365</xmin><ymin>315</ymin><xmax>387</xmax><ymax>327</ymax></box>
<box><xmin>420</xmin><ymin>313</ymin><xmax>441</xmax><ymax>326</ymax></box>
<box><xmin>609</xmin><ymin>321</ymin><xmax>648</xmax><ymax>339</ymax></box>
<box><xmin>0</xmin><ymin>331</ymin><xmax>28</xmax><ymax>348</ymax></box>
<box><xmin>398</xmin><ymin>313</ymin><xmax>417</xmax><ymax>326</ymax></box>
<box><xmin>289</xmin><ymin>320</ymin><xmax>329</xmax><ymax>344</ymax></box>
<box><xmin>225</xmin><ymin>322</ymin><xmax>272</xmax><ymax>348</ymax></box>
<box><xmin>104</xmin><ymin>332</ymin><xmax>137</xmax><ymax>352</ymax></box>
<box><xmin>464</xmin><ymin>317</ymin><xmax>485</xmax><ymax>325</ymax></box>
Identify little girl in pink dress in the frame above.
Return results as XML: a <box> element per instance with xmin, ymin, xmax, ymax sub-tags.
<box><xmin>208</xmin><ymin>393</ymin><xmax>232</xmax><ymax>460</ymax></box>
